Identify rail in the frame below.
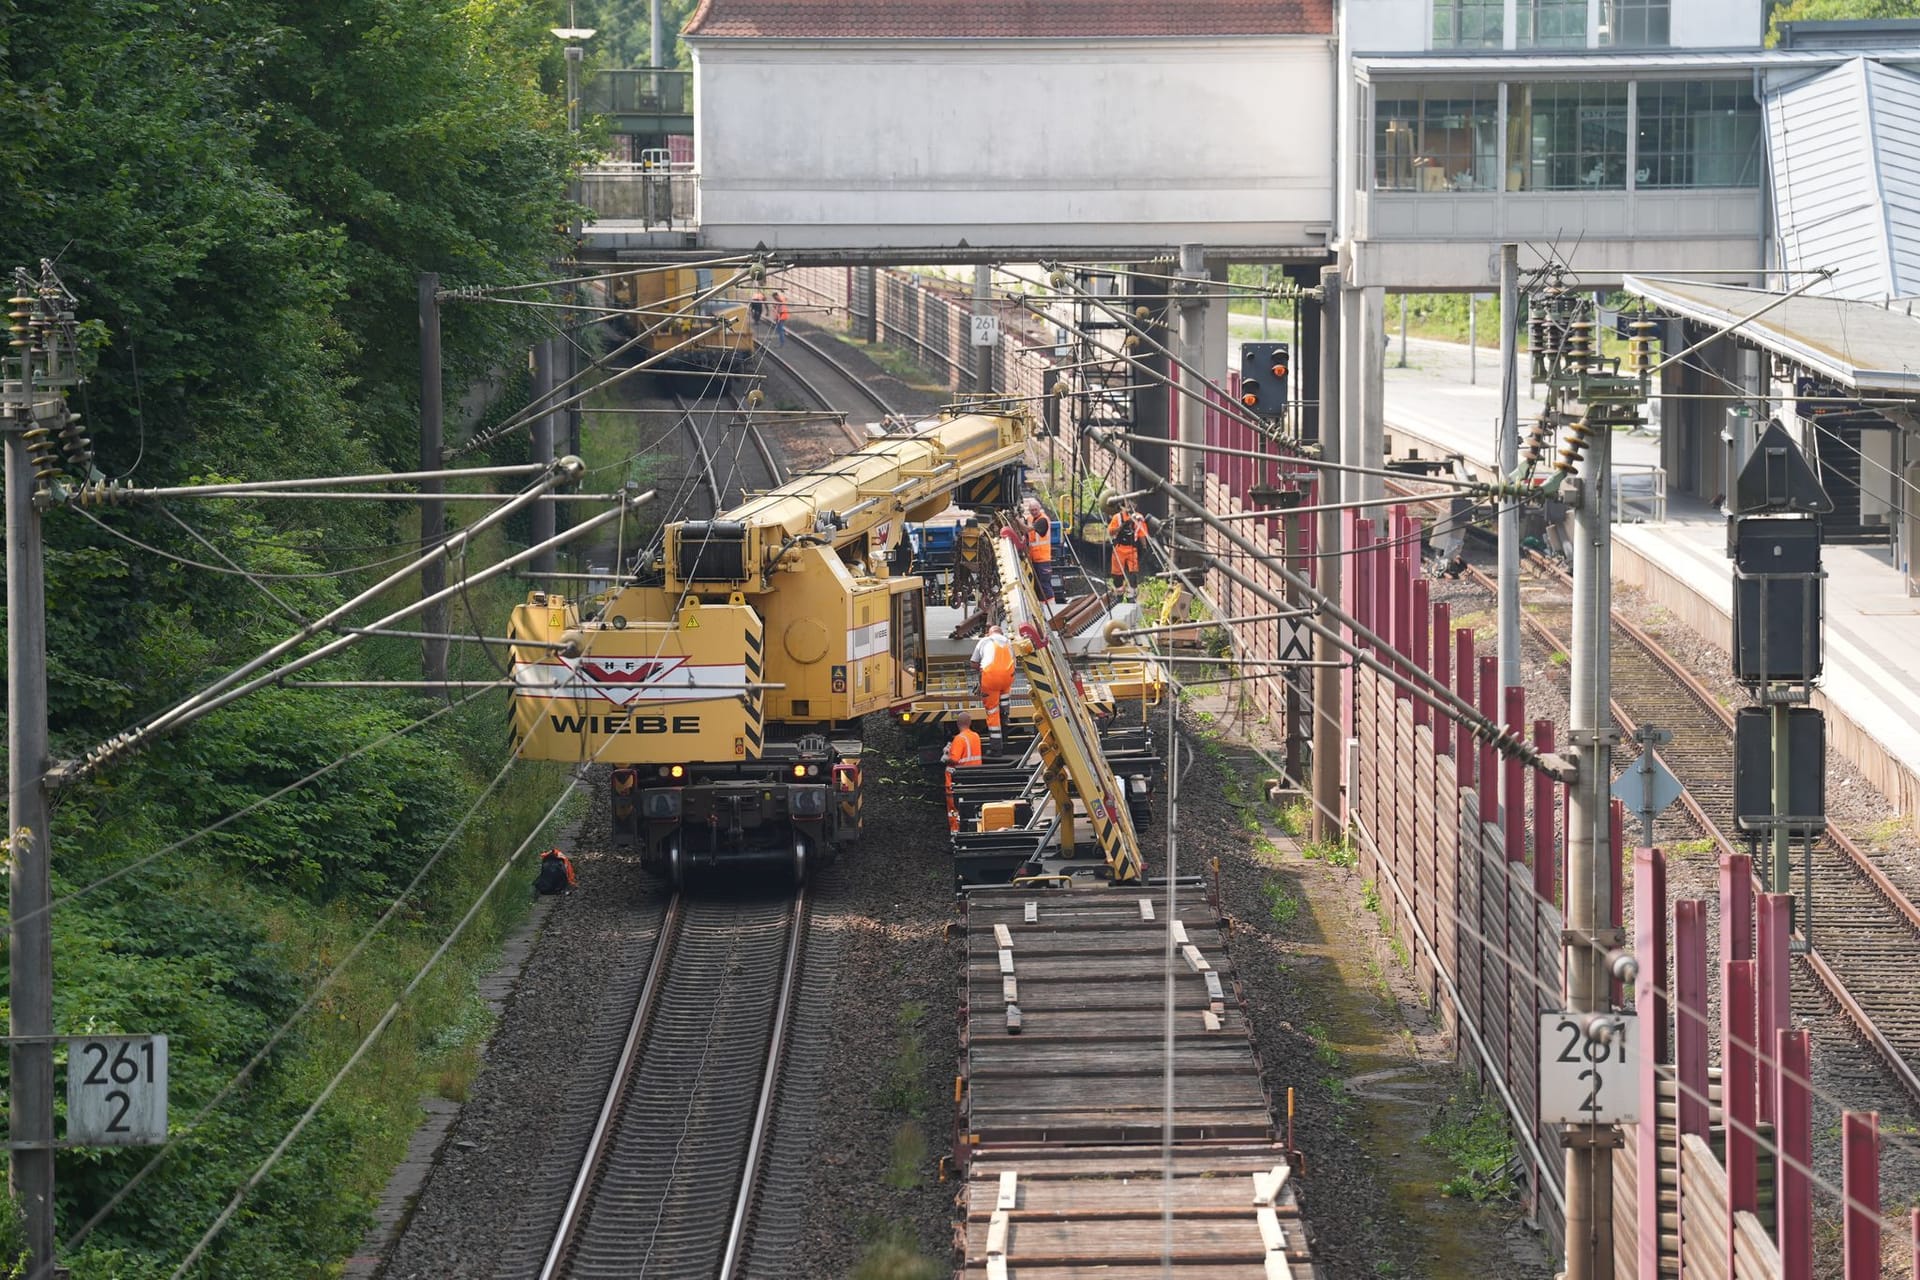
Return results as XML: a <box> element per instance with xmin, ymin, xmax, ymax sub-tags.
<box><xmin>539</xmin><ymin>892</ymin><xmax>808</xmax><ymax>1278</ymax></box>
<box><xmin>538</xmin><ymin>892</ymin><xmax>685</xmax><ymax>1280</ymax></box>
<box><xmin>1470</xmin><ymin>550</ymin><xmax>1920</xmax><ymax>1109</ymax></box>
<box><xmin>669</xmin><ymin>394</ymin><xmax>725</xmax><ymax>515</ymax></box>
<box><xmin>991</xmin><ymin>531</ymin><xmax>1145</xmax><ymax>882</ymax></box>
<box><xmin>719</xmin><ymin>891</ymin><xmax>808</xmax><ymax>1279</ymax></box>
<box><xmin>760</xmin><ymin>328</ymin><xmax>895</xmax><ymax>447</ymax></box>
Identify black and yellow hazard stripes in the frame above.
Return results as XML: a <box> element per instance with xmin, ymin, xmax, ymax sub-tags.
<box><xmin>989</xmin><ymin>532</ymin><xmax>1145</xmax><ymax>884</ymax></box>
<box><xmin>741</xmin><ymin>615</ymin><xmax>765</xmax><ymax>759</ymax></box>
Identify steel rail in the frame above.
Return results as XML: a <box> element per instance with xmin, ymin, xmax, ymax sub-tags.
<box><xmin>729</xmin><ymin>390</ymin><xmax>788</xmax><ymax>491</ymax></box>
<box><xmin>668</xmin><ymin>394</ymin><xmax>725</xmax><ymax>516</ymax></box>
<box><xmin>762</xmin><ymin>330</ymin><xmax>892</xmax><ymax>446</ymax></box>
<box><xmin>538</xmin><ymin>892</ymin><xmax>685</xmax><ymax>1280</ymax></box>
<box><xmin>719</xmin><ymin>890</ymin><xmax>809</xmax><ymax>1280</ymax></box>
<box><xmin>1465</xmin><ymin>548</ymin><xmax>1920</xmax><ymax>1108</ymax></box>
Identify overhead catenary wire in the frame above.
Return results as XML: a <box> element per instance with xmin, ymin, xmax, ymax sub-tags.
<box><xmin>165</xmin><ymin>770</ymin><xmax>596</xmax><ymax>1278</ymax></box>
<box><xmin>53</xmin><ymin>464</ymin><xmax>623</xmax><ymax>783</ymax></box>
<box><xmin>72</xmin><ymin>494</ymin><xmax>691</xmax><ymax>1250</ymax></box>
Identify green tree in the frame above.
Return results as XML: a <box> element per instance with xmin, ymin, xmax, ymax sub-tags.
<box><xmin>585</xmin><ymin>0</ymin><xmax>702</xmax><ymax>69</ymax></box>
<box><xmin>1767</xmin><ymin>0</ymin><xmax>1920</xmax><ymax>43</ymax></box>
<box><xmin>0</xmin><ymin>1</ymin><xmax>580</xmax><ymax>1272</ymax></box>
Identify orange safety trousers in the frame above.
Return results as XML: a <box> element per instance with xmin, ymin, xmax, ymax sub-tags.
<box><xmin>1110</xmin><ymin>544</ymin><xmax>1140</xmax><ymax>577</ymax></box>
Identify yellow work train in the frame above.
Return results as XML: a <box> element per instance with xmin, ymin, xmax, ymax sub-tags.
<box><xmin>507</xmin><ymin>409</ymin><xmax>1032</xmax><ymax>885</ymax></box>
<box><xmin>606</xmin><ymin>265</ymin><xmax>755</xmax><ymax>370</ymax></box>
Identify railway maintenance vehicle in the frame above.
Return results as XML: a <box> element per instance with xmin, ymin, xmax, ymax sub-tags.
<box><xmin>605</xmin><ymin>263</ymin><xmax>754</xmax><ymax>370</ymax></box>
<box><xmin>506</xmin><ymin>407</ymin><xmax>1031</xmax><ymax>884</ymax></box>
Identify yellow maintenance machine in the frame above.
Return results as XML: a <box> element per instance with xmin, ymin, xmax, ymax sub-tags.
<box><xmin>606</xmin><ymin>264</ymin><xmax>754</xmax><ymax>369</ymax></box>
<box><xmin>989</xmin><ymin>529</ymin><xmax>1147</xmax><ymax>882</ymax></box>
<box><xmin>507</xmin><ymin>409</ymin><xmax>1029</xmax><ymax>884</ymax></box>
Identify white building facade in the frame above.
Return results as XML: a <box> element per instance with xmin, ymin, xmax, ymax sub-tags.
<box><xmin>685</xmin><ymin>3</ymin><xmax>1337</xmax><ymax>256</ymax></box>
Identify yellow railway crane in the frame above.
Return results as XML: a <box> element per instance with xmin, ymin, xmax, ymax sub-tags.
<box><xmin>506</xmin><ymin>408</ymin><xmax>1030</xmax><ymax>885</ymax></box>
<box><xmin>988</xmin><ymin>528</ymin><xmax>1147</xmax><ymax>883</ymax></box>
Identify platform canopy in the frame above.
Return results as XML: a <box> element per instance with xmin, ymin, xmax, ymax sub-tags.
<box><xmin>1623</xmin><ymin>276</ymin><xmax>1920</xmax><ymax>395</ymax></box>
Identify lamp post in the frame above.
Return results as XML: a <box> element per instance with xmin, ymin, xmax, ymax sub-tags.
<box><xmin>552</xmin><ymin>9</ymin><xmax>596</xmax><ymax>476</ymax></box>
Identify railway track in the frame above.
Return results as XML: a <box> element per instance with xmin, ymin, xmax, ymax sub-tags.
<box><xmin>1469</xmin><ymin>553</ymin><xmax>1920</xmax><ymax>1104</ymax></box>
<box><xmin>668</xmin><ymin>391</ymin><xmax>784</xmax><ymax>512</ymax></box>
<box><xmin>763</xmin><ymin>327</ymin><xmax>895</xmax><ymax>443</ymax></box>
<box><xmin>538</xmin><ymin>890</ymin><xmax>809</xmax><ymax>1280</ymax></box>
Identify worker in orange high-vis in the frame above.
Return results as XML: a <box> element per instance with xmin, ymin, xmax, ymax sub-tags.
<box><xmin>1025</xmin><ymin>500</ymin><xmax>1060</xmax><ymax>603</ymax></box>
<box><xmin>1108</xmin><ymin>500</ymin><xmax>1148</xmax><ymax>598</ymax></box>
<box><xmin>942</xmin><ymin>711</ymin><xmax>984</xmax><ymax>767</ymax></box>
<box><xmin>970</xmin><ymin>622</ymin><xmax>1015</xmax><ymax>749</ymax></box>
<box><xmin>941</xmin><ymin>711</ymin><xmax>985</xmax><ymax>833</ymax></box>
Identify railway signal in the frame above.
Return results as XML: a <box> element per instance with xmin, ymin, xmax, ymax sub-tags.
<box><xmin>1238</xmin><ymin>340</ymin><xmax>1289</xmax><ymax>418</ymax></box>
<box><xmin>1726</xmin><ymin>418</ymin><xmax>1831</xmax><ymax>905</ymax></box>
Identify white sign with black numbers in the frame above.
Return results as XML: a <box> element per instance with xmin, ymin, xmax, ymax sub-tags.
<box><xmin>1539</xmin><ymin>1013</ymin><xmax>1638</xmax><ymax>1125</ymax></box>
<box><xmin>970</xmin><ymin>314</ymin><xmax>1000</xmax><ymax>347</ymax></box>
<box><xmin>68</xmin><ymin>1034</ymin><xmax>168</xmax><ymax>1146</ymax></box>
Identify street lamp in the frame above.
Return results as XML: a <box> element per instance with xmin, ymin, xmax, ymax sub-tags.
<box><xmin>551</xmin><ymin>5</ymin><xmax>596</xmax><ymax>461</ymax></box>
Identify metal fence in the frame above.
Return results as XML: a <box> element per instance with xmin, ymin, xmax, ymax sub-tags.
<box><xmin>579</xmin><ymin>165</ymin><xmax>697</xmax><ymax>228</ymax></box>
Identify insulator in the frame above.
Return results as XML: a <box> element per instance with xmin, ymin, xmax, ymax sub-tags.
<box><xmin>1627</xmin><ymin>319</ymin><xmax>1657</xmax><ymax>375</ymax></box>
<box><xmin>1554</xmin><ymin>417</ymin><xmax>1596</xmax><ymax>477</ymax></box>
<box><xmin>1566</xmin><ymin>320</ymin><xmax>1594</xmax><ymax>371</ymax></box>
<box><xmin>61</xmin><ymin>416</ymin><xmax>93</xmax><ymax>470</ymax></box>
<box><xmin>744</xmin><ymin>388</ymin><xmax>764</xmax><ymax>409</ymax></box>
<box><xmin>22</xmin><ymin>427</ymin><xmax>62</xmax><ymax>487</ymax></box>
<box><xmin>1134</xmin><ymin>305</ymin><xmax>1151</xmax><ymax>320</ymax></box>
<box><xmin>1051</xmin><ymin>380</ymin><xmax>1071</xmax><ymax>398</ymax></box>
<box><xmin>1520</xmin><ymin>417</ymin><xmax>1554</xmax><ymax>468</ymax></box>
<box><xmin>1123</xmin><ymin>334</ymin><xmax>1139</xmax><ymax>350</ymax></box>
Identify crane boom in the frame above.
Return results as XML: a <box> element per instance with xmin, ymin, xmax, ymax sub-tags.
<box><xmin>505</xmin><ymin>407</ymin><xmax>1031</xmax><ymax>885</ymax></box>
<box><xmin>989</xmin><ymin>529</ymin><xmax>1146</xmax><ymax>883</ymax></box>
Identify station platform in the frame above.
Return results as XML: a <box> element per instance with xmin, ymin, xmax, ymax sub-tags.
<box><xmin>1374</xmin><ymin>349</ymin><xmax>1920</xmax><ymax>822</ymax></box>
<box><xmin>955</xmin><ymin>884</ymin><xmax>1317</xmax><ymax>1277</ymax></box>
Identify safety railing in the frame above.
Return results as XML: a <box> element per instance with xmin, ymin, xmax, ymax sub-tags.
<box><xmin>579</xmin><ymin>166</ymin><xmax>698</xmax><ymax>229</ymax></box>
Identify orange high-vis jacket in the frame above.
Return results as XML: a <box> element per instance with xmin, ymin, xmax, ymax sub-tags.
<box><xmin>1027</xmin><ymin>515</ymin><xmax>1052</xmax><ymax>563</ymax></box>
<box><xmin>976</xmin><ymin>634</ymin><xmax>1015</xmax><ymax>682</ymax></box>
<box><xmin>949</xmin><ymin>728</ymin><xmax>983</xmax><ymax>767</ymax></box>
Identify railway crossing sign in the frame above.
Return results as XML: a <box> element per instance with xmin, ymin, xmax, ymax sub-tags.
<box><xmin>970</xmin><ymin>314</ymin><xmax>1000</xmax><ymax>347</ymax></box>
<box><xmin>1610</xmin><ymin>725</ymin><xmax>1680</xmax><ymax>846</ymax></box>
<box><xmin>67</xmin><ymin>1034</ymin><xmax>168</xmax><ymax>1146</ymax></box>
<box><xmin>1539</xmin><ymin>1013</ymin><xmax>1639</xmax><ymax>1124</ymax></box>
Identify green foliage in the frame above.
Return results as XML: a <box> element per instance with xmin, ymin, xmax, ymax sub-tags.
<box><xmin>0</xmin><ymin>0</ymin><xmax>580</xmax><ymax>1272</ymax></box>
<box><xmin>1263</xmin><ymin>878</ymin><xmax>1303</xmax><ymax>927</ymax></box>
<box><xmin>1766</xmin><ymin>0</ymin><xmax>1920</xmax><ymax>44</ymax></box>
<box><xmin>585</xmin><ymin>0</ymin><xmax>704</xmax><ymax>69</ymax></box>
<box><xmin>883</xmin><ymin>1122</ymin><xmax>928</xmax><ymax>1190</ymax></box>
<box><xmin>875</xmin><ymin>1001</ymin><xmax>929</xmax><ymax>1117</ymax></box>
<box><xmin>1424</xmin><ymin>1090</ymin><xmax>1520</xmax><ymax>1201</ymax></box>
<box><xmin>851</xmin><ymin>1225</ymin><xmax>945</xmax><ymax>1280</ymax></box>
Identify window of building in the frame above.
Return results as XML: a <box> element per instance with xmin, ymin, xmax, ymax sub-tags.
<box><xmin>1519</xmin><ymin>0</ymin><xmax>1589</xmax><ymax>48</ymax></box>
<box><xmin>1636</xmin><ymin>81</ymin><xmax>1762</xmax><ymax>187</ymax></box>
<box><xmin>1600</xmin><ymin>0</ymin><xmax>1670</xmax><ymax>47</ymax></box>
<box><xmin>1375</xmin><ymin>84</ymin><xmax>1501</xmax><ymax>192</ymax></box>
<box><xmin>1511</xmin><ymin>82</ymin><xmax>1629</xmax><ymax>190</ymax></box>
<box><xmin>1433</xmin><ymin>0</ymin><xmax>1503</xmax><ymax>49</ymax></box>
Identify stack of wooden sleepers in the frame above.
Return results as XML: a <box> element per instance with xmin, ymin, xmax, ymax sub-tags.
<box><xmin>955</xmin><ymin>883</ymin><xmax>1321</xmax><ymax>1279</ymax></box>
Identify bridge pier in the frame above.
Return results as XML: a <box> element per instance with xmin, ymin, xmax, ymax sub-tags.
<box><xmin>1340</xmin><ymin>280</ymin><xmax>1386</xmax><ymax>516</ymax></box>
